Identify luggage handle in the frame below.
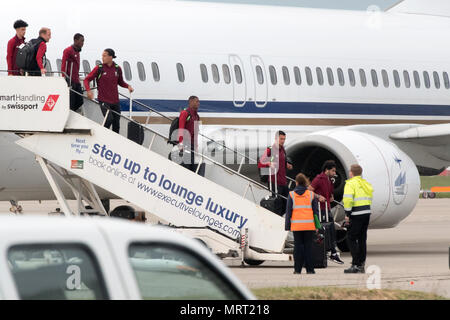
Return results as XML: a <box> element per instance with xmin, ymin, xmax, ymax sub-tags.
<box><xmin>317</xmin><ymin>199</ymin><xmax>329</xmax><ymax>223</ymax></box>
<box><xmin>129</xmin><ymin>93</ymin><xmax>133</xmax><ymax>120</ymax></box>
<box><xmin>269</xmin><ymin>164</ymin><xmax>278</xmax><ymax>196</ymax></box>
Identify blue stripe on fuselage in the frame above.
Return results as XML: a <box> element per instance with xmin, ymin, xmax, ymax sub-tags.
<box><xmin>120</xmin><ymin>99</ymin><xmax>450</xmax><ymax>116</ymax></box>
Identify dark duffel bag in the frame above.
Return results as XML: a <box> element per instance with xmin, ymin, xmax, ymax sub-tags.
<box><xmin>260</xmin><ymin>167</ymin><xmax>284</xmax><ymax>216</ymax></box>
<box><xmin>260</xmin><ymin>196</ymin><xmax>284</xmax><ymax>216</ymax></box>
<box><xmin>127</xmin><ymin>121</ymin><xmax>144</xmax><ymax>145</ymax></box>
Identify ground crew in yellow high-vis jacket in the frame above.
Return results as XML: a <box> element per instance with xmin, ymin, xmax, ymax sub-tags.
<box><xmin>343</xmin><ymin>164</ymin><xmax>373</xmax><ymax>274</ymax></box>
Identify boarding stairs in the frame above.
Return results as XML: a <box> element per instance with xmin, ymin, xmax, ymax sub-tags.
<box><xmin>0</xmin><ymin>76</ymin><xmax>294</xmax><ymax>264</ymax></box>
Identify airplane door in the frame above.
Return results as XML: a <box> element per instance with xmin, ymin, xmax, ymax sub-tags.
<box><xmin>250</xmin><ymin>55</ymin><xmax>268</xmax><ymax>108</ymax></box>
<box><xmin>229</xmin><ymin>54</ymin><xmax>247</xmax><ymax>107</ymax></box>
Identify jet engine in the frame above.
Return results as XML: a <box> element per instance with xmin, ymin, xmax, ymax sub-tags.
<box><xmin>286</xmin><ymin>128</ymin><xmax>421</xmax><ymax>230</ymax></box>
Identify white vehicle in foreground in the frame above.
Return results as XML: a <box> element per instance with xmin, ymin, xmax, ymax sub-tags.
<box><xmin>0</xmin><ymin>216</ymin><xmax>254</xmax><ymax>300</ymax></box>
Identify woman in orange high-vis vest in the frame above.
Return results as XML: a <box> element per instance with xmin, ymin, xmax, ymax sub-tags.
<box><xmin>285</xmin><ymin>173</ymin><xmax>320</xmax><ymax>274</ymax></box>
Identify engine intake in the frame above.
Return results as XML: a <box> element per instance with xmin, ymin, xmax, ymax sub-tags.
<box><xmin>286</xmin><ymin>128</ymin><xmax>420</xmax><ymax>229</ymax></box>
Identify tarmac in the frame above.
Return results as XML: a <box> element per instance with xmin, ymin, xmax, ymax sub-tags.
<box><xmin>0</xmin><ymin>198</ymin><xmax>449</xmax><ymax>298</ymax></box>
<box><xmin>225</xmin><ymin>199</ymin><xmax>450</xmax><ymax>298</ymax></box>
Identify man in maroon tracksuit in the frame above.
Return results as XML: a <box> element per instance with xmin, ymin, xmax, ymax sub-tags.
<box><xmin>309</xmin><ymin>160</ymin><xmax>344</xmax><ymax>264</ymax></box>
<box><xmin>178</xmin><ymin>96</ymin><xmax>202</xmax><ymax>174</ymax></box>
<box><xmin>84</xmin><ymin>49</ymin><xmax>134</xmax><ymax>133</ymax></box>
<box><xmin>61</xmin><ymin>33</ymin><xmax>84</xmax><ymax>111</ymax></box>
<box><xmin>6</xmin><ymin>20</ymin><xmax>28</xmax><ymax>75</ymax></box>
<box><xmin>258</xmin><ymin>131</ymin><xmax>293</xmax><ymax>215</ymax></box>
<box><xmin>26</xmin><ymin>28</ymin><xmax>51</xmax><ymax>76</ymax></box>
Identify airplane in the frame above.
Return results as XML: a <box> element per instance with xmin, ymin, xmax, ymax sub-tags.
<box><xmin>1</xmin><ymin>0</ymin><xmax>450</xmax><ymax>251</ymax></box>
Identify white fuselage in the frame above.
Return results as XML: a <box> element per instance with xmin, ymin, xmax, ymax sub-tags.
<box><xmin>0</xmin><ymin>1</ymin><xmax>449</xmax><ymax>229</ymax></box>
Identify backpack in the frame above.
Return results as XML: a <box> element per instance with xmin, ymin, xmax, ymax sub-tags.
<box><xmin>167</xmin><ymin>108</ymin><xmax>199</xmax><ymax>145</ymax></box>
<box><xmin>15</xmin><ymin>38</ymin><xmax>43</xmax><ymax>70</ymax></box>
<box><xmin>96</xmin><ymin>63</ymin><xmax>120</xmax><ymax>81</ymax></box>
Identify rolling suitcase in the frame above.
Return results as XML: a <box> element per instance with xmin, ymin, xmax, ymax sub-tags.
<box><xmin>311</xmin><ymin>232</ymin><xmax>327</xmax><ymax>269</ymax></box>
<box><xmin>127</xmin><ymin>122</ymin><xmax>144</xmax><ymax>145</ymax></box>
<box><xmin>320</xmin><ymin>202</ymin><xmax>334</xmax><ymax>252</ymax></box>
<box><xmin>127</xmin><ymin>95</ymin><xmax>145</xmax><ymax>145</ymax></box>
<box><xmin>310</xmin><ymin>200</ymin><xmax>331</xmax><ymax>268</ymax></box>
<box><xmin>259</xmin><ymin>168</ymin><xmax>284</xmax><ymax>216</ymax></box>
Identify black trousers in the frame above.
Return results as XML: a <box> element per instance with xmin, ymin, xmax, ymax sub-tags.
<box><xmin>348</xmin><ymin>214</ymin><xmax>371</xmax><ymax>266</ymax></box>
<box><xmin>269</xmin><ymin>183</ymin><xmax>289</xmax><ymax>215</ymax></box>
<box><xmin>70</xmin><ymin>82</ymin><xmax>84</xmax><ymax>111</ymax></box>
<box><xmin>99</xmin><ymin>101</ymin><xmax>121</xmax><ymax>133</ymax></box>
<box><xmin>293</xmin><ymin>231</ymin><xmax>314</xmax><ymax>273</ymax></box>
<box><xmin>180</xmin><ymin>145</ymin><xmax>205</xmax><ymax>177</ymax></box>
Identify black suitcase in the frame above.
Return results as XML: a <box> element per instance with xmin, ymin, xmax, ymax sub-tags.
<box><xmin>310</xmin><ymin>200</ymin><xmax>332</xmax><ymax>268</ymax></box>
<box><xmin>127</xmin><ymin>96</ymin><xmax>145</xmax><ymax>145</ymax></box>
<box><xmin>127</xmin><ymin>121</ymin><xmax>144</xmax><ymax>145</ymax></box>
<box><xmin>321</xmin><ymin>222</ymin><xmax>334</xmax><ymax>252</ymax></box>
<box><xmin>311</xmin><ymin>232</ymin><xmax>327</xmax><ymax>268</ymax></box>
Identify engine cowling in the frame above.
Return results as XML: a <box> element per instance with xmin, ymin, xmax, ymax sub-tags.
<box><xmin>286</xmin><ymin>128</ymin><xmax>420</xmax><ymax>229</ymax></box>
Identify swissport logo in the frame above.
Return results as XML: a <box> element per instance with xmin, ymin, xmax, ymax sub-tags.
<box><xmin>42</xmin><ymin>95</ymin><xmax>60</xmax><ymax>111</ymax></box>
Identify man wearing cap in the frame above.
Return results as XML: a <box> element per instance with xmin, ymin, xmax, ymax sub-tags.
<box><xmin>84</xmin><ymin>49</ymin><xmax>134</xmax><ymax>133</ymax></box>
<box><xmin>7</xmin><ymin>19</ymin><xmax>28</xmax><ymax>75</ymax></box>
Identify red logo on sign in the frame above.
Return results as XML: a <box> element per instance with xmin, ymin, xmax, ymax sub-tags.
<box><xmin>42</xmin><ymin>95</ymin><xmax>60</xmax><ymax>111</ymax></box>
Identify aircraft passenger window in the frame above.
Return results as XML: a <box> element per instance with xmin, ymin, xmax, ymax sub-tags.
<box><xmin>403</xmin><ymin>71</ymin><xmax>411</xmax><ymax>88</ymax></box>
<box><xmin>222</xmin><ymin>64</ymin><xmax>231</xmax><ymax>84</ymax></box>
<box><xmin>443</xmin><ymin>72</ymin><xmax>450</xmax><ymax>89</ymax></box>
<box><xmin>423</xmin><ymin>71</ymin><xmax>431</xmax><ymax>89</ymax></box>
<box><xmin>393</xmin><ymin>70</ymin><xmax>401</xmax><ymax>88</ymax></box>
<box><xmin>256</xmin><ymin>66</ymin><xmax>264</xmax><ymax>85</ymax></box>
<box><xmin>305</xmin><ymin>67</ymin><xmax>313</xmax><ymax>86</ymax></box>
<box><xmin>433</xmin><ymin>72</ymin><xmax>440</xmax><ymax>89</ymax></box>
<box><xmin>282</xmin><ymin>66</ymin><xmax>290</xmax><ymax>85</ymax></box>
<box><xmin>152</xmin><ymin>62</ymin><xmax>160</xmax><ymax>82</ymax></box>
<box><xmin>8</xmin><ymin>244</ymin><xmax>109</xmax><ymax>300</ymax></box>
<box><xmin>337</xmin><ymin>68</ymin><xmax>345</xmax><ymax>86</ymax></box>
<box><xmin>413</xmin><ymin>71</ymin><xmax>420</xmax><ymax>88</ymax></box>
<box><xmin>348</xmin><ymin>68</ymin><xmax>356</xmax><ymax>87</ymax></box>
<box><xmin>359</xmin><ymin>69</ymin><xmax>367</xmax><ymax>87</ymax></box>
<box><xmin>137</xmin><ymin>62</ymin><xmax>146</xmax><ymax>82</ymax></box>
<box><xmin>177</xmin><ymin>63</ymin><xmax>185</xmax><ymax>82</ymax></box>
<box><xmin>56</xmin><ymin>59</ymin><xmax>62</xmax><ymax>72</ymax></box>
<box><xmin>123</xmin><ymin>61</ymin><xmax>132</xmax><ymax>81</ymax></box>
<box><xmin>211</xmin><ymin>64</ymin><xmax>220</xmax><ymax>83</ymax></box>
<box><xmin>381</xmin><ymin>69</ymin><xmax>389</xmax><ymax>88</ymax></box>
<box><xmin>293</xmin><ymin>67</ymin><xmax>301</xmax><ymax>85</ymax></box>
<box><xmin>269</xmin><ymin>65</ymin><xmax>277</xmax><ymax>85</ymax></box>
<box><xmin>316</xmin><ymin>67</ymin><xmax>324</xmax><ymax>86</ymax></box>
<box><xmin>82</xmin><ymin>60</ymin><xmax>91</xmax><ymax>75</ymax></box>
<box><xmin>234</xmin><ymin>65</ymin><xmax>242</xmax><ymax>84</ymax></box>
<box><xmin>128</xmin><ymin>243</ymin><xmax>243</xmax><ymax>300</ymax></box>
<box><xmin>326</xmin><ymin>67</ymin><xmax>334</xmax><ymax>86</ymax></box>
<box><xmin>371</xmin><ymin>69</ymin><xmax>378</xmax><ymax>87</ymax></box>
<box><xmin>200</xmin><ymin>64</ymin><xmax>208</xmax><ymax>83</ymax></box>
